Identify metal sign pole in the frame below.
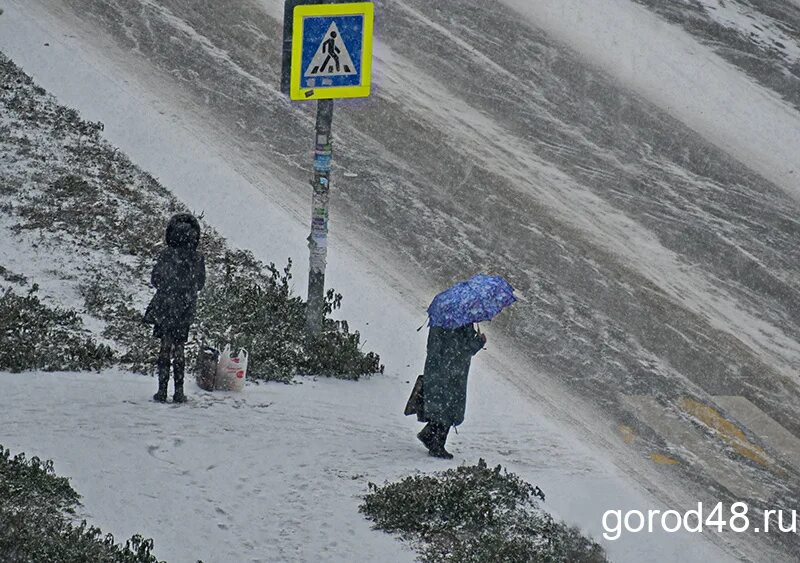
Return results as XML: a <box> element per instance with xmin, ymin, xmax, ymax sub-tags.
<box><xmin>282</xmin><ymin>0</ymin><xmax>373</xmax><ymax>337</ymax></box>
<box><xmin>305</xmin><ymin>98</ymin><xmax>334</xmax><ymax>336</ymax></box>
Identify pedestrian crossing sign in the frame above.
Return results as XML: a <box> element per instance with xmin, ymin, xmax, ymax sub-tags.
<box><xmin>288</xmin><ymin>2</ymin><xmax>374</xmax><ymax>100</ymax></box>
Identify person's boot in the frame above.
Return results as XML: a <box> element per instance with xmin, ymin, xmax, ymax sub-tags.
<box><xmin>417</xmin><ymin>424</ymin><xmax>436</xmax><ymax>451</ymax></box>
<box><xmin>172</xmin><ymin>358</ymin><xmax>186</xmax><ymax>403</ymax></box>
<box><xmin>428</xmin><ymin>425</ymin><xmax>454</xmax><ymax>459</ymax></box>
<box><xmin>153</xmin><ymin>360</ymin><xmax>169</xmax><ymax>402</ymax></box>
<box><xmin>428</xmin><ymin>446</ymin><xmax>454</xmax><ymax>459</ymax></box>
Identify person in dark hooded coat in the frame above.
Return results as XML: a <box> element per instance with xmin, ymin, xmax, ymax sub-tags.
<box><xmin>417</xmin><ymin>323</ymin><xmax>486</xmax><ymax>458</ymax></box>
<box><xmin>144</xmin><ymin>213</ymin><xmax>206</xmax><ymax>403</ymax></box>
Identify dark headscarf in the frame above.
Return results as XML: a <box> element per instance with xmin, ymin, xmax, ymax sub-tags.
<box><xmin>165</xmin><ymin>213</ymin><xmax>201</xmax><ymax>249</ymax></box>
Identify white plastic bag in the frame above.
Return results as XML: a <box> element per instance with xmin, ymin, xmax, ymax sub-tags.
<box><xmin>215</xmin><ymin>345</ymin><xmax>248</xmax><ymax>392</ymax></box>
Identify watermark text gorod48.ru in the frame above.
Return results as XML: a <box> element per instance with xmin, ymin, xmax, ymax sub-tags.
<box><xmin>602</xmin><ymin>502</ymin><xmax>798</xmax><ymax>540</ymax></box>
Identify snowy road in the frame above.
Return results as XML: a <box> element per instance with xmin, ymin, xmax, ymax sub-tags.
<box><xmin>501</xmin><ymin>0</ymin><xmax>800</xmax><ymax>201</ymax></box>
<box><xmin>2</xmin><ymin>0</ymin><xmax>800</xmax><ymax>560</ymax></box>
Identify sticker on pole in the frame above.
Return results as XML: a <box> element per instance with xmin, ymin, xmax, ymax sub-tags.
<box><xmin>286</xmin><ymin>2</ymin><xmax>374</xmax><ymax>100</ymax></box>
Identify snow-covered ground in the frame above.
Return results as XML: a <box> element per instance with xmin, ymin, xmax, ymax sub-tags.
<box><xmin>0</xmin><ymin>370</ymin><xmax>734</xmax><ymax>563</ymax></box>
<box><xmin>2</xmin><ymin>0</ymin><xmax>800</xmax><ymax>561</ymax></box>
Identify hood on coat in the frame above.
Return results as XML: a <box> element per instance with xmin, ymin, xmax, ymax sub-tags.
<box><xmin>165</xmin><ymin>213</ymin><xmax>201</xmax><ymax>249</ymax></box>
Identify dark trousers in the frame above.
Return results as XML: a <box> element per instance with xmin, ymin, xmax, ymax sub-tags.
<box><xmin>157</xmin><ymin>335</ymin><xmax>185</xmax><ymax>386</ymax></box>
<box><xmin>421</xmin><ymin>422</ymin><xmax>450</xmax><ymax>450</ymax></box>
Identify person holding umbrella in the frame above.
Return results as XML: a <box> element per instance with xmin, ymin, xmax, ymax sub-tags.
<box><xmin>407</xmin><ymin>274</ymin><xmax>516</xmax><ymax>458</ymax></box>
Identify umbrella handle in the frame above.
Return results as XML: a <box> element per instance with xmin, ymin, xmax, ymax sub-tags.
<box><xmin>476</xmin><ymin>323</ymin><xmax>487</xmax><ymax>348</ymax></box>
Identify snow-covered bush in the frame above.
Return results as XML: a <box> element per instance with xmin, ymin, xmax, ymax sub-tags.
<box><xmin>77</xmin><ymin>247</ymin><xmax>382</xmax><ymax>380</ymax></box>
<box><xmin>360</xmin><ymin>459</ymin><xmax>607</xmax><ymax>563</ymax></box>
<box><xmin>0</xmin><ymin>445</ymin><xmax>162</xmax><ymax>563</ymax></box>
<box><xmin>1</xmin><ymin>53</ymin><xmax>382</xmax><ymax>380</ymax></box>
<box><xmin>80</xmin><ymin>276</ymin><xmax>157</xmax><ymax>375</ymax></box>
<box><xmin>196</xmin><ymin>255</ymin><xmax>383</xmax><ymax>381</ymax></box>
<box><xmin>0</xmin><ymin>284</ymin><xmax>114</xmax><ymax>372</ymax></box>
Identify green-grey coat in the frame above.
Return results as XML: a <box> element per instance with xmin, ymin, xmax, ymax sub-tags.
<box><xmin>422</xmin><ymin>325</ymin><xmax>485</xmax><ymax>427</ymax></box>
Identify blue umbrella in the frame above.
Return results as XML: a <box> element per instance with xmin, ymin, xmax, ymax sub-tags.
<box><xmin>428</xmin><ymin>274</ymin><xmax>516</xmax><ymax>329</ymax></box>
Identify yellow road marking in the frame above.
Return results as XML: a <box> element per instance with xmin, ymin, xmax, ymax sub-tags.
<box><xmin>679</xmin><ymin>398</ymin><xmax>770</xmax><ymax>467</ymax></box>
<box><xmin>622</xmin><ymin>395</ymin><xmax>776</xmax><ymax>499</ymax></box>
<box><xmin>618</xmin><ymin>424</ymin><xmax>636</xmax><ymax>444</ymax></box>
<box><xmin>712</xmin><ymin>396</ymin><xmax>800</xmax><ymax>475</ymax></box>
<box><xmin>649</xmin><ymin>453</ymin><xmax>679</xmax><ymax>465</ymax></box>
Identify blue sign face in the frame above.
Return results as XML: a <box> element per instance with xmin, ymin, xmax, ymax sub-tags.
<box><xmin>285</xmin><ymin>2</ymin><xmax>374</xmax><ymax>100</ymax></box>
<box><xmin>300</xmin><ymin>15</ymin><xmax>364</xmax><ymax>89</ymax></box>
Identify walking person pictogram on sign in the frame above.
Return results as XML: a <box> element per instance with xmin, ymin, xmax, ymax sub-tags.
<box><xmin>304</xmin><ymin>22</ymin><xmax>357</xmax><ymax>77</ymax></box>
<box><xmin>319</xmin><ymin>31</ymin><xmax>341</xmax><ymax>73</ymax></box>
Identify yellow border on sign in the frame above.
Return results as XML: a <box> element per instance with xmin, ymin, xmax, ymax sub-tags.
<box><xmin>290</xmin><ymin>2</ymin><xmax>374</xmax><ymax>100</ymax></box>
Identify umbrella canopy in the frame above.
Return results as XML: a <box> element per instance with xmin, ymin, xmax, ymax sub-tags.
<box><xmin>427</xmin><ymin>274</ymin><xmax>516</xmax><ymax>329</ymax></box>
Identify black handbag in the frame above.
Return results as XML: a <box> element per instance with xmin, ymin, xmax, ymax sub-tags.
<box><xmin>143</xmin><ymin>297</ymin><xmax>157</xmax><ymax>325</ymax></box>
<box><xmin>404</xmin><ymin>375</ymin><xmax>425</xmax><ymax>417</ymax></box>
